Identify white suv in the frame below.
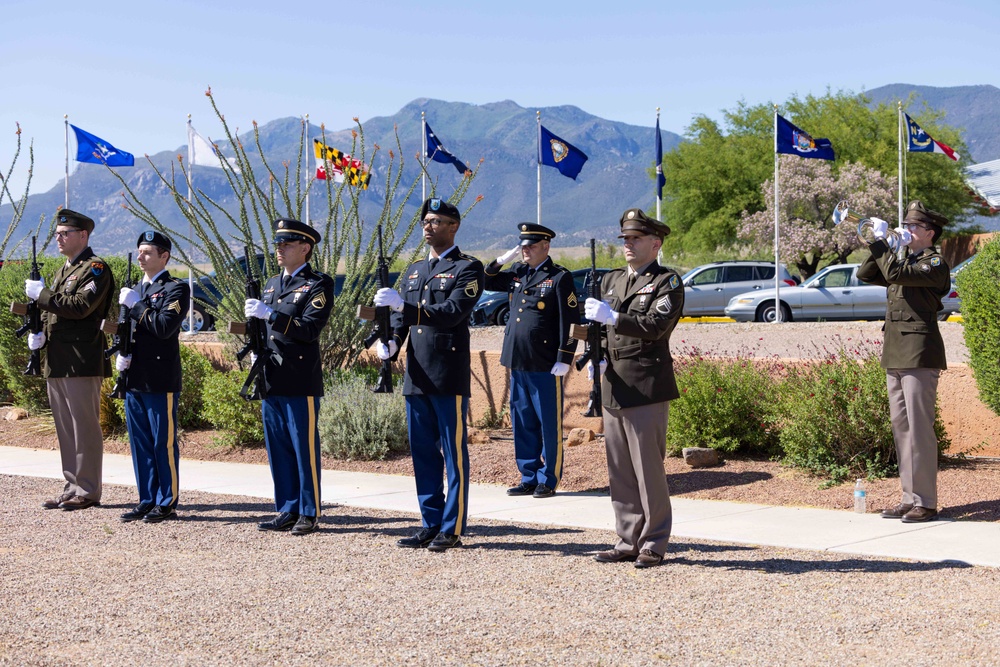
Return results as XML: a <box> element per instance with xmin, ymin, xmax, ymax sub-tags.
<box><xmin>681</xmin><ymin>261</ymin><xmax>797</xmax><ymax>316</ymax></box>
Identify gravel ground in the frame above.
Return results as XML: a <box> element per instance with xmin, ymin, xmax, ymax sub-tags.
<box><xmin>3</xmin><ymin>474</ymin><xmax>1000</xmax><ymax>667</ymax></box>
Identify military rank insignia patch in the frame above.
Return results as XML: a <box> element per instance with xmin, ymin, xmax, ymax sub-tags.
<box><xmin>90</xmin><ymin>261</ymin><xmax>105</xmax><ymax>276</ymax></box>
<box><xmin>930</xmin><ymin>257</ymin><xmax>941</xmax><ymax>266</ymax></box>
<box><xmin>568</xmin><ymin>293</ymin><xmax>578</xmax><ymax>308</ymax></box>
<box><xmin>655</xmin><ymin>296</ymin><xmax>672</xmax><ymax>314</ymax></box>
<box><xmin>168</xmin><ymin>300</ymin><xmax>182</xmax><ymax>313</ymax></box>
<box><xmin>312</xmin><ymin>292</ymin><xmax>327</xmax><ymax>309</ymax></box>
<box><xmin>83</xmin><ymin>281</ymin><xmax>97</xmax><ymax>294</ymax></box>
<box><xmin>669</xmin><ymin>274</ymin><xmax>681</xmax><ymax>289</ymax></box>
<box><xmin>464</xmin><ymin>281</ymin><xmax>479</xmax><ymax>297</ymax></box>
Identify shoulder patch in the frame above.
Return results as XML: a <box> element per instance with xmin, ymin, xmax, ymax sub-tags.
<box><xmin>464</xmin><ymin>281</ymin><xmax>479</xmax><ymax>298</ymax></box>
<box><xmin>90</xmin><ymin>261</ymin><xmax>105</xmax><ymax>276</ymax></box>
<box><xmin>930</xmin><ymin>257</ymin><xmax>941</xmax><ymax>266</ymax></box>
<box><xmin>668</xmin><ymin>274</ymin><xmax>681</xmax><ymax>290</ymax></box>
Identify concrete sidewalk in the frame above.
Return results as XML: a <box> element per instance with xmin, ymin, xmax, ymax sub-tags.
<box><xmin>2</xmin><ymin>444</ymin><xmax>997</xmax><ymax>567</ymax></box>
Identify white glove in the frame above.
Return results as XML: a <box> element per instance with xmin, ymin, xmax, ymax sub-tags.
<box><xmin>25</xmin><ymin>279</ymin><xmax>44</xmax><ymax>300</ymax></box>
<box><xmin>119</xmin><ymin>286</ymin><xmax>141</xmax><ymax>308</ymax></box>
<box><xmin>28</xmin><ymin>332</ymin><xmax>46</xmax><ymax>350</ymax></box>
<box><xmin>586</xmin><ymin>359</ymin><xmax>608</xmax><ymax>381</ymax></box>
<box><xmin>244</xmin><ymin>298</ymin><xmax>274</xmax><ymax>320</ymax></box>
<box><xmin>374</xmin><ymin>287</ymin><xmax>404</xmax><ymax>312</ymax></box>
<box><xmin>870</xmin><ymin>217</ymin><xmax>889</xmax><ymax>240</ymax></box>
<box><xmin>550</xmin><ymin>362</ymin><xmax>570</xmax><ymax>377</ymax></box>
<box><xmin>116</xmin><ymin>355</ymin><xmax>132</xmax><ymax>372</ymax></box>
<box><xmin>376</xmin><ymin>340</ymin><xmax>398</xmax><ymax>360</ymax></box>
<box><xmin>895</xmin><ymin>227</ymin><xmax>913</xmax><ymax>246</ymax></box>
<box><xmin>495</xmin><ymin>245</ymin><xmax>521</xmax><ymax>266</ymax></box>
<box><xmin>249</xmin><ymin>352</ymin><xmax>258</xmax><ymax>366</ymax></box>
<box><xmin>585</xmin><ymin>298</ymin><xmax>618</xmax><ymax>325</ymax></box>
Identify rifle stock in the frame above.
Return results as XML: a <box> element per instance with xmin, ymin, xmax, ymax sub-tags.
<box><xmin>357</xmin><ymin>224</ymin><xmax>393</xmax><ymax>393</ymax></box>
<box><xmin>237</xmin><ymin>245</ymin><xmax>271</xmax><ymax>400</ymax></box>
<box><xmin>573</xmin><ymin>239</ymin><xmax>603</xmax><ymax>418</ymax></box>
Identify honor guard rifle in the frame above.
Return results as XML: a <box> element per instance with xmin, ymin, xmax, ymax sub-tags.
<box><xmin>357</xmin><ymin>224</ymin><xmax>394</xmax><ymax>393</ymax></box>
<box><xmin>571</xmin><ymin>239</ymin><xmax>603</xmax><ymax>417</ymax></box>
<box><xmin>102</xmin><ymin>252</ymin><xmax>135</xmax><ymax>399</ymax></box>
<box><xmin>228</xmin><ymin>245</ymin><xmax>274</xmax><ymax>401</ymax></box>
<box><xmin>11</xmin><ymin>236</ymin><xmax>43</xmax><ymax>376</ymax></box>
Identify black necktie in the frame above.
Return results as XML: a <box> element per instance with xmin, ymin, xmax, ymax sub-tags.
<box><xmin>626</xmin><ymin>273</ymin><xmax>636</xmax><ymax>291</ymax></box>
<box><xmin>428</xmin><ymin>257</ymin><xmax>438</xmax><ymax>273</ymax></box>
<box><xmin>280</xmin><ymin>274</ymin><xmax>289</xmax><ymax>290</ymax></box>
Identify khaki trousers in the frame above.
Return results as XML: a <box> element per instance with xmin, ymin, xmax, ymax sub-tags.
<box><xmin>47</xmin><ymin>376</ymin><xmax>105</xmax><ymax>500</ymax></box>
<box><xmin>603</xmin><ymin>401</ymin><xmax>672</xmax><ymax>556</ymax></box>
<box><xmin>887</xmin><ymin>368</ymin><xmax>940</xmax><ymax>509</ymax></box>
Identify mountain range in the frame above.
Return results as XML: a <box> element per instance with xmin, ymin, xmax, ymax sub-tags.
<box><xmin>3</xmin><ymin>84</ymin><xmax>999</xmax><ymax>257</ymax></box>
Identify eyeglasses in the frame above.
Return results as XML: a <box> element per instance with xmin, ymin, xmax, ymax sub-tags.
<box><xmin>54</xmin><ymin>230</ymin><xmax>81</xmax><ymax>239</ymax></box>
<box><xmin>903</xmin><ymin>223</ymin><xmax>931</xmax><ymax>232</ymax></box>
<box><xmin>421</xmin><ymin>217</ymin><xmax>453</xmax><ymax>228</ymax></box>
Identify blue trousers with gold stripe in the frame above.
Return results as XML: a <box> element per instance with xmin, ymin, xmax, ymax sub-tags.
<box><xmin>510</xmin><ymin>370</ymin><xmax>564</xmax><ymax>490</ymax></box>
<box><xmin>262</xmin><ymin>396</ymin><xmax>322</xmax><ymax>517</ymax></box>
<box><xmin>405</xmin><ymin>394</ymin><xmax>470</xmax><ymax>536</ymax></box>
<box><xmin>125</xmin><ymin>391</ymin><xmax>180</xmax><ymax>508</ymax></box>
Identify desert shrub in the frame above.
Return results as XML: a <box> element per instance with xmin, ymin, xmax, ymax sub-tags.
<box><xmin>318</xmin><ymin>369</ymin><xmax>408</xmax><ymax>460</ymax></box>
<box><xmin>178</xmin><ymin>346</ymin><xmax>212</xmax><ymax>428</ymax></box>
<box><xmin>201</xmin><ymin>368</ymin><xmax>264</xmax><ymax>448</ymax></box>
<box><xmin>955</xmin><ymin>237</ymin><xmax>1000</xmax><ymax>414</ymax></box>
<box><xmin>777</xmin><ymin>351</ymin><xmax>950</xmax><ymax>483</ymax></box>
<box><xmin>667</xmin><ymin>357</ymin><xmax>779</xmax><ymax>456</ymax></box>
<box><xmin>100</xmin><ymin>377</ymin><xmax>125</xmax><ymax>436</ymax></box>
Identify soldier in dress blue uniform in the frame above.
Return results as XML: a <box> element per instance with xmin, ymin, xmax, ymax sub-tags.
<box><xmin>485</xmin><ymin>223</ymin><xmax>579</xmax><ymax>498</ymax></box>
<box><xmin>244</xmin><ymin>219</ymin><xmax>335</xmax><ymax>536</ymax></box>
<box><xmin>373</xmin><ymin>198</ymin><xmax>485</xmax><ymax>552</ymax></box>
<box><xmin>584</xmin><ymin>208</ymin><xmax>684</xmax><ymax>569</ymax></box>
<box><xmin>116</xmin><ymin>231</ymin><xmax>191</xmax><ymax>524</ymax></box>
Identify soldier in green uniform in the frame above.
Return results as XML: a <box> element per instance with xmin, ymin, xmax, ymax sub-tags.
<box><xmin>584</xmin><ymin>208</ymin><xmax>685</xmax><ymax>568</ymax></box>
<box><xmin>857</xmin><ymin>200</ymin><xmax>950</xmax><ymax>523</ymax></box>
<box><xmin>26</xmin><ymin>209</ymin><xmax>116</xmax><ymax>511</ymax></box>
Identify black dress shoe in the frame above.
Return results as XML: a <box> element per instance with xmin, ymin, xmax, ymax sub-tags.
<box><xmin>120</xmin><ymin>503</ymin><xmax>155</xmax><ymax>522</ymax></box>
<box><xmin>901</xmin><ymin>506</ymin><xmax>939</xmax><ymax>523</ymax></box>
<box><xmin>43</xmin><ymin>492</ymin><xmax>75</xmax><ymax>510</ymax></box>
<box><xmin>593</xmin><ymin>549</ymin><xmax>637</xmax><ymax>563</ymax></box>
<box><xmin>506</xmin><ymin>483</ymin><xmax>537</xmax><ymax>496</ymax></box>
<box><xmin>634</xmin><ymin>549</ymin><xmax>663</xmax><ymax>569</ymax></box>
<box><xmin>881</xmin><ymin>503</ymin><xmax>914</xmax><ymax>519</ymax></box>
<box><xmin>59</xmin><ymin>496</ymin><xmax>100</xmax><ymax>511</ymax></box>
<box><xmin>427</xmin><ymin>533</ymin><xmax>462</xmax><ymax>552</ymax></box>
<box><xmin>258</xmin><ymin>512</ymin><xmax>299</xmax><ymax>532</ymax></box>
<box><xmin>532</xmin><ymin>484</ymin><xmax>556</xmax><ymax>499</ymax></box>
<box><xmin>291</xmin><ymin>515</ymin><xmax>318</xmax><ymax>536</ymax></box>
<box><xmin>397</xmin><ymin>527</ymin><xmax>440</xmax><ymax>548</ymax></box>
<box><xmin>143</xmin><ymin>505</ymin><xmax>177</xmax><ymax>524</ymax></box>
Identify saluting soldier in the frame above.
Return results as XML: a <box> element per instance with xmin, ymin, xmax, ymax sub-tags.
<box><xmin>374</xmin><ymin>197</ymin><xmax>485</xmax><ymax>552</ymax></box>
<box><xmin>244</xmin><ymin>219</ymin><xmax>335</xmax><ymax>536</ymax></box>
<box><xmin>857</xmin><ymin>200</ymin><xmax>950</xmax><ymax>523</ymax></box>
<box><xmin>584</xmin><ymin>208</ymin><xmax>684</xmax><ymax>569</ymax></box>
<box><xmin>26</xmin><ymin>209</ymin><xmax>116</xmax><ymax>511</ymax></box>
<box><xmin>116</xmin><ymin>231</ymin><xmax>190</xmax><ymax>524</ymax></box>
<box><xmin>484</xmin><ymin>223</ymin><xmax>579</xmax><ymax>498</ymax></box>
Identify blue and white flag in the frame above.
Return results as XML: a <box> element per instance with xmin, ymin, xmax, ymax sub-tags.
<box><xmin>539</xmin><ymin>125</ymin><xmax>588</xmax><ymax>180</ymax></box>
<box><xmin>70</xmin><ymin>124</ymin><xmax>134</xmax><ymax>166</ymax></box>
<box><xmin>905</xmin><ymin>113</ymin><xmax>959</xmax><ymax>161</ymax></box>
<box><xmin>775</xmin><ymin>114</ymin><xmax>834</xmax><ymax>161</ymax></box>
<box><xmin>425</xmin><ymin>122</ymin><xmax>469</xmax><ymax>175</ymax></box>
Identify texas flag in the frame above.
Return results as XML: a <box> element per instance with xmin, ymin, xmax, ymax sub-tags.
<box><xmin>905</xmin><ymin>113</ymin><xmax>959</xmax><ymax>161</ymax></box>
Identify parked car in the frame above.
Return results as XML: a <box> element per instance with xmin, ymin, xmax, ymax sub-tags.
<box><xmin>937</xmin><ymin>253</ymin><xmax>975</xmax><ymax>320</ymax></box>
<box><xmin>725</xmin><ymin>263</ymin><xmax>888</xmax><ymax>322</ymax></box>
<box><xmin>681</xmin><ymin>261</ymin><xmax>797</xmax><ymax>317</ymax></box>
<box><xmin>471</xmin><ymin>267</ymin><xmax>610</xmax><ymax>326</ymax></box>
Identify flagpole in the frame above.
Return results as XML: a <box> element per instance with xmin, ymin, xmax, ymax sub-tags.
<box><xmin>897</xmin><ymin>101</ymin><xmax>904</xmax><ymax>226</ymax></box>
<box><xmin>656</xmin><ymin>107</ymin><xmax>662</xmax><ymax>223</ymax></box>
<box><xmin>64</xmin><ymin>115</ymin><xmax>69</xmax><ymax>209</ymax></box>
<box><xmin>304</xmin><ymin>113</ymin><xmax>310</xmax><ymax>225</ymax></box>
<box><xmin>773</xmin><ymin>105</ymin><xmax>781</xmax><ymax>324</ymax></box>
<box><xmin>536</xmin><ymin>110</ymin><xmax>542</xmax><ymax>225</ymax></box>
<box><xmin>186</xmin><ymin>114</ymin><xmax>196</xmax><ymax>335</ymax></box>
<box><xmin>421</xmin><ymin>111</ymin><xmax>427</xmax><ymax>202</ymax></box>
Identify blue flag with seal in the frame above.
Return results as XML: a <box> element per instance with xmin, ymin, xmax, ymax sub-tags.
<box><xmin>70</xmin><ymin>124</ymin><xmax>135</xmax><ymax>166</ymax></box>
<box><xmin>775</xmin><ymin>114</ymin><xmax>834</xmax><ymax>161</ymax></box>
<box><xmin>425</xmin><ymin>122</ymin><xmax>469</xmax><ymax>175</ymax></box>
<box><xmin>655</xmin><ymin>117</ymin><xmax>666</xmax><ymax>199</ymax></box>
<box><xmin>539</xmin><ymin>125</ymin><xmax>588</xmax><ymax>180</ymax></box>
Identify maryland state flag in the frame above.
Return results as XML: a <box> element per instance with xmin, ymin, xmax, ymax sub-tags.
<box><xmin>313</xmin><ymin>139</ymin><xmax>371</xmax><ymax>188</ymax></box>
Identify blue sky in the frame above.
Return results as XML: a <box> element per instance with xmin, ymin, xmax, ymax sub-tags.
<box><xmin>1</xmin><ymin>0</ymin><xmax>997</xmax><ymax>196</ymax></box>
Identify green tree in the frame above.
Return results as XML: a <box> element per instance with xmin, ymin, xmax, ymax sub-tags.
<box><xmin>661</xmin><ymin>90</ymin><xmax>973</xmax><ymax>259</ymax></box>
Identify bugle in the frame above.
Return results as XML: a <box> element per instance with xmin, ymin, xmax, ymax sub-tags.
<box><xmin>832</xmin><ymin>200</ymin><xmax>905</xmax><ymax>252</ymax></box>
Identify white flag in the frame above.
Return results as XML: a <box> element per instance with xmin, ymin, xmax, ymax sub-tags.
<box><xmin>188</xmin><ymin>124</ymin><xmax>239</xmax><ymax>171</ymax></box>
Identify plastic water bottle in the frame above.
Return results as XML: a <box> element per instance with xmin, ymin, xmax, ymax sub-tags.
<box><xmin>853</xmin><ymin>479</ymin><xmax>867</xmax><ymax>514</ymax></box>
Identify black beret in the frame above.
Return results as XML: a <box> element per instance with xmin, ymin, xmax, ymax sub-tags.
<box><xmin>137</xmin><ymin>230</ymin><xmax>172</xmax><ymax>253</ymax></box>
<box><xmin>618</xmin><ymin>208</ymin><xmax>671</xmax><ymax>239</ymax></box>
<box><xmin>273</xmin><ymin>218</ymin><xmax>321</xmax><ymax>245</ymax></box>
<box><xmin>419</xmin><ymin>197</ymin><xmax>461</xmax><ymax>223</ymax></box>
<box><xmin>904</xmin><ymin>200</ymin><xmax>948</xmax><ymax>228</ymax></box>
<box><xmin>55</xmin><ymin>209</ymin><xmax>95</xmax><ymax>233</ymax></box>
<box><xmin>516</xmin><ymin>222</ymin><xmax>555</xmax><ymax>246</ymax></box>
